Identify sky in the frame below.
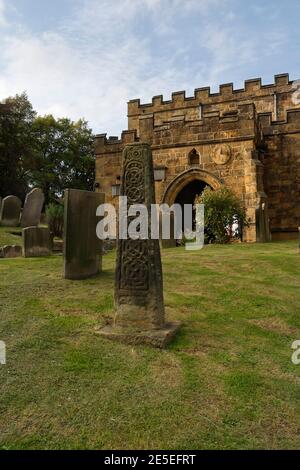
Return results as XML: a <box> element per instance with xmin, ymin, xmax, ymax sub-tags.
<box><xmin>0</xmin><ymin>0</ymin><xmax>299</xmax><ymax>135</ymax></box>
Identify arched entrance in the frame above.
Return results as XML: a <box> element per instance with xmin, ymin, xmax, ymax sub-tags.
<box><xmin>161</xmin><ymin>169</ymin><xmax>223</xmax><ymax>246</ymax></box>
<box><xmin>162</xmin><ymin>168</ymin><xmax>223</xmax><ymax>206</ymax></box>
<box><xmin>175</xmin><ymin>179</ymin><xmax>209</xmax><ymax>229</ymax></box>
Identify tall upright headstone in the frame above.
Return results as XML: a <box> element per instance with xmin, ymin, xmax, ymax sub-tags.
<box><xmin>64</xmin><ymin>189</ymin><xmax>105</xmax><ymax>280</ymax></box>
<box><xmin>20</xmin><ymin>188</ymin><xmax>45</xmax><ymax>228</ymax></box>
<box><xmin>99</xmin><ymin>143</ymin><xmax>181</xmax><ymax>348</ymax></box>
<box><xmin>0</xmin><ymin>196</ymin><xmax>21</xmax><ymax>227</ymax></box>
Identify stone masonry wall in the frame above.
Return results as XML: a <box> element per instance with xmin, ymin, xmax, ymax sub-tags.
<box><xmin>95</xmin><ymin>74</ymin><xmax>300</xmax><ymax>242</ymax></box>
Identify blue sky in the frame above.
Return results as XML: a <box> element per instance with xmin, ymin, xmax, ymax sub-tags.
<box><xmin>0</xmin><ymin>0</ymin><xmax>299</xmax><ymax>134</ymax></box>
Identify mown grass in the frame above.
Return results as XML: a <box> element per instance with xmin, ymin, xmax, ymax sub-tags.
<box><xmin>0</xmin><ymin>227</ymin><xmax>22</xmax><ymax>246</ymax></box>
<box><xmin>0</xmin><ymin>241</ymin><xmax>299</xmax><ymax>449</ymax></box>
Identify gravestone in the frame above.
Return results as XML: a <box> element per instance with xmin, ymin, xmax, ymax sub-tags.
<box><xmin>20</xmin><ymin>188</ymin><xmax>44</xmax><ymax>228</ymax></box>
<box><xmin>64</xmin><ymin>189</ymin><xmax>105</xmax><ymax>280</ymax></box>
<box><xmin>99</xmin><ymin>143</ymin><xmax>181</xmax><ymax>348</ymax></box>
<box><xmin>0</xmin><ymin>245</ymin><xmax>22</xmax><ymax>258</ymax></box>
<box><xmin>22</xmin><ymin>227</ymin><xmax>52</xmax><ymax>257</ymax></box>
<box><xmin>0</xmin><ymin>196</ymin><xmax>22</xmax><ymax>227</ymax></box>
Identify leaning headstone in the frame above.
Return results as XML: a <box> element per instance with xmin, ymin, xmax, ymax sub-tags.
<box><xmin>0</xmin><ymin>196</ymin><xmax>22</xmax><ymax>227</ymax></box>
<box><xmin>20</xmin><ymin>188</ymin><xmax>44</xmax><ymax>228</ymax></box>
<box><xmin>22</xmin><ymin>227</ymin><xmax>52</xmax><ymax>257</ymax></box>
<box><xmin>0</xmin><ymin>245</ymin><xmax>22</xmax><ymax>258</ymax></box>
<box><xmin>63</xmin><ymin>189</ymin><xmax>105</xmax><ymax>280</ymax></box>
<box><xmin>99</xmin><ymin>143</ymin><xmax>181</xmax><ymax>348</ymax></box>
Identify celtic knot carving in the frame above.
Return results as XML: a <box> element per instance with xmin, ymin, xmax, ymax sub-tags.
<box><xmin>120</xmin><ymin>240</ymin><xmax>149</xmax><ymax>290</ymax></box>
<box><xmin>124</xmin><ymin>160</ymin><xmax>144</xmax><ymax>204</ymax></box>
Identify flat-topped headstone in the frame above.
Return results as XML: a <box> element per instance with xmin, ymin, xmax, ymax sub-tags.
<box><xmin>0</xmin><ymin>245</ymin><xmax>22</xmax><ymax>258</ymax></box>
<box><xmin>22</xmin><ymin>227</ymin><xmax>52</xmax><ymax>257</ymax></box>
<box><xmin>20</xmin><ymin>188</ymin><xmax>44</xmax><ymax>228</ymax></box>
<box><xmin>63</xmin><ymin>189</ymin><xmax>105</xmax><ymax>280</ymax></box>
<box><xmin>98</xmin><ymin>142</ymin><xmax>181</xmax><ymax>348</ymax></box>
<box><xmin>0</xmin><ymin>196</ymin><xmax>21</xmax><ymax>227</ymax></box>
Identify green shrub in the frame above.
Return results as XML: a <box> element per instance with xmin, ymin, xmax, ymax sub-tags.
<box><xmin>45</xmin><ymin>203</ymin><xmax>64</xmax><ymax>239</ymax></box>
<box><xmin>195</xmin><ymin>186</ymin><xmax>249</xmax><ymax>244</ymax></box>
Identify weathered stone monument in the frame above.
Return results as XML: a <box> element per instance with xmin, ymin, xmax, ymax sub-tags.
<box><xmin>20</xmin><ymin>188</ymin><xmax>45</xmax><ymax>228</ymax></box>
<box><xmin>0</xmin><ymin>245</ymin><xmax>22</xmax><ymax>258</ymax></box>
<box><xmin>99</xmin><ymin>143</ymin><xmax>181</xmax><ymax>348</ymax></box>
<box><xmin>22</xmin><ymin>227</ymin><xmax>52</xmax><ymax>257</ymax></box>
<box><xmin>0</xmin><ymin>196</ymin><xmax>22</xmax><ymax>227</ymax></box>
<box><xmin>63</xmin><ymin>189</ymin><xmax>105</xmax><ymax>280</ymax></box>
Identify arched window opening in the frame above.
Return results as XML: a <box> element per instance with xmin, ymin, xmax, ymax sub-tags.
<box><xmin>188</xmin><ymin>148</ymin><xmax>200</xmax><ymax>166</ymax></box>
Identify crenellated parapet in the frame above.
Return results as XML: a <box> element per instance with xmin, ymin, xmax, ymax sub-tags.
<box><xmin>258</xmin><ymin>108</ymin><xmax>300</xmax><ymax>135</ymax></box>
<box><xmin>128</xmin><ymin>74</ymin><xmax>292</xmax><ymax>116</ymax></box>
<box><xmin>95</xmin><ymin>129</ymin><xmax>138</xmax><ymax>155</ymax></box>
<box><xmin>127</xmin><ymin>73</ymin><xmax>300</xmax><ymax>132</ymax></box>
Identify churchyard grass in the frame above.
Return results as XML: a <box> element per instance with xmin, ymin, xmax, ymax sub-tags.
<box><xmin>0</xmin><ymin>227</ymin><xmax>22</xmax><ymax>246</ymax></box>
<box><xmin>0</xmin><ymin>241</ymin><xmax>299</xmax><ymax>449</ymax></box>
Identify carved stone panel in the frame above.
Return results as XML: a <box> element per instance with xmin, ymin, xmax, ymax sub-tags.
<box><xmin>212</xmin><ymin>144</ymin><xmax>232</xmax><ymax>165</ymax></box>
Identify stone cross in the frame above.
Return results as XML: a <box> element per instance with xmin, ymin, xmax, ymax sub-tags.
<box><xmin>99</xmin><ymin>142</ymin><xmax>181</xmax><ymax>348</ymax></box>
<box><xmin>0</xmin><ymin>195</ymin><xmax>22</xmax><ymax>227</ymax></box>
<box><xmin>63</xmin><ymin>189</ymin><xmax>105</xmax><ymax>280</ymax></box>
<box><xmin>20</xmin><ymin>188</ymin><xmax>45</xmax><ymax>228</ymax></box>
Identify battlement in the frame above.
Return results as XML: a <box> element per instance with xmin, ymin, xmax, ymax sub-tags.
<box><xmin>128</xmin><ymin>74</ymin><xmax>292</xmax><ymax>116</ymax></box>
<box><xmin>258</xmin><ymin>108</ymin><xmax>300</xmax><ymax>134</ymax></box>
<box><xmin>95</xmin><ymin>129</ymin><xmax>139</xmax><ymax>154</ymax></box>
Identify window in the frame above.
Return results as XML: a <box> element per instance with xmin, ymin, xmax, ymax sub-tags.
<box><xmin>188</xmin><ymin>148</ymin><xmax>200</xmax><ymax>166</ymax></box>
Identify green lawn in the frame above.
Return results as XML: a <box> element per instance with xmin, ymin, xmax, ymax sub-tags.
<box><xmin>0</xmin><ymin>226</ymin><xmax>22</xmax><ymax>246</ymax></box>
<box><xmin>0</xmin><ymin>241</ymin><xmax>299</xmax><ymax>450</ymax></box>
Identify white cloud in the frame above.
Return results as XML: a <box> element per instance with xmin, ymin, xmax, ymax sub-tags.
<box><xmin>0</xmin><ymin>0</ymin><xmax>290</xmax><ymax>135</ymax></box>
<box><xmin>0</xmin><ymin>0</ymin><xmax>7</xmax><ymax>26</ymax></box>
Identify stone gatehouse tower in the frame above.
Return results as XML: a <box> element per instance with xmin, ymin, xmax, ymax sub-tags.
<box><xmin>95</xmin><ymin>73</ymin><xmax>300</xmax><ymax>242</ymax></box>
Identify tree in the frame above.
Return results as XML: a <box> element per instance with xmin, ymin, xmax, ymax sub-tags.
<box><xmin>28</xmin><ymin>116</ymin><xmax>95</xmax><ymax>204</ymax></box>
<box><xmin>196</xmin><ymin>186</ymin><xmax>249</xmax><ymax>244</ymax></box>
<box><xmin>0</xmin><ymin>93</ymin><xmax>36</xmax><ymax>200</ymax></box>
<box><xmin>0</xmin><ymin>93</ymin><xmax>95</xmax><ymax>204</ymax></box>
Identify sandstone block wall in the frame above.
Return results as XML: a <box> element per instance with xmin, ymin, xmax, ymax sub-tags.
<box><xmin>95</xmin><ymin>74</ymin><xmax>300</xmax><ymax>242</ymax></box>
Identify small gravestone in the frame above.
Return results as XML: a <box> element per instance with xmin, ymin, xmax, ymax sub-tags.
<box><xmin>99</xmin><ymin>143</ymin><xmax>181</xmax><ymax>348</ymax></box>
<box><xmin>20</xmin><ymin>188</ymin><xmax>44</xmax><ymax>228</ymax></box>
<box><xmin>0</xmin><ymin>245</ymin><xmax>22</xmax><ymax>258</ymax></box>
<box><xmin>63</xmin><ymin>189</ymin><xmax>105</xmax><ymax>280</ymax></box>
<box><xmin>22</xmin><ymin>227</ymin><xmax>52</xmax><ymax>257</ymax></box>
<box><xmin>0</xmin><ymin>196</ymin><xmax>22</xmax><ymax>227</ymax></box>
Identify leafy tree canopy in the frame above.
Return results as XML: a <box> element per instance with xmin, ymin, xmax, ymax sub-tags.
<box><xmin>0</xmin><ymin>93</ymin><xmax>95</xmax><ymax>203</ymax></box>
